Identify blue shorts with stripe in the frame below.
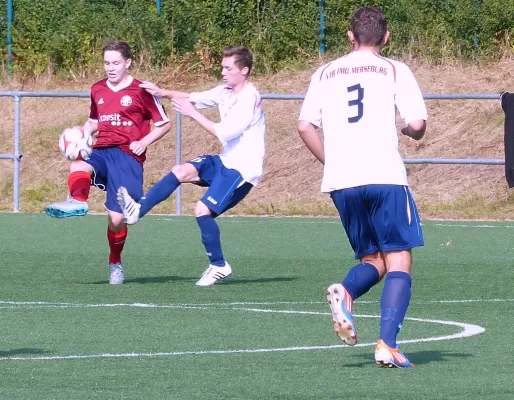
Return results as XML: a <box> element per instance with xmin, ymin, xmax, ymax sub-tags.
<box><xmin>188</xmin><ymin>155</ymin><xmax>253</xmax><ymax>216</ymax></box>
<box><xmin>85</xmin><ymin>147</ymin><xmax>144</xmax><ymax>214</ymax></box>
<box><xmin>330</xmin><ymin>184</ymin><xmax>424</xmax><ymax>259</ymax></box>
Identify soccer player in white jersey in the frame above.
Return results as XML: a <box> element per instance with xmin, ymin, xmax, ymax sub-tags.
<box><xmin>298</xmin><ymin>7</ymin><xmax>427</xmax><ymax>368</ymax></box>
<box><xmin>117</xmin><ymin>45</ymin><xmax>266</xmax><ymax>287</ymax></box>
<box><xmin>46</xmin><ymin>40</ymin><xmax>171</xmax><ymax>284</ymax></box>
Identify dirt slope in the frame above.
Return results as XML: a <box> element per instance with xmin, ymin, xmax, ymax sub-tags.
<box><xmin>1</xmin><ymin>60</ymin><xmax>513</xmax><ymax>219</ymax></box>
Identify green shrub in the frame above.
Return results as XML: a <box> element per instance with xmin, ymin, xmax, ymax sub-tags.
<box><xmin>2</xmin><ymin>0</ymin><xmax>513</xmax><ymax>77</ymax></box>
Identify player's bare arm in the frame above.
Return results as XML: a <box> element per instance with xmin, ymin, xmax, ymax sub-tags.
<box><xmin>139</xmin><ymin>81</ymin><xmax>190</xmax><ymax>100</ymax></box>
<box><xmin>129</xmin><ymin>122</ymin><xmax>171</xmax><ymax>156</ymax></box>
<box><xmin>298</xmin><ymin>120</ymin><xmax>325</xmax><ymax>164</ymax></box>
<box><xmin>172</xmin><ymin>98</ymin><xmax>217</xmax><ymax>139</ymax></box>
<box><xmin>82</xmin><ymin>120</ymin><xmax>98</xmax><ymax>136</ymax></box>
<box><xmin>401</xmin><ymin>119</ymin><xmax>426</xmax><ymax>140</ymax></box>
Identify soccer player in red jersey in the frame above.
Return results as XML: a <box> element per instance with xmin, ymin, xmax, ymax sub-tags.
<box><xmin>46</xmin><ymin>40</ymin><xmax>171</xmax><ymax>284</ymax></box>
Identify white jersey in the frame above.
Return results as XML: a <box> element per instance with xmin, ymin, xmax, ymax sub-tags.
<box><xmin>299</xmin><ymin>51</ymin><xmax>427</xmax><ymax>192</ymax></box>
<box><xmin>190</xmin><ymin>83</ymin><xmax>266</xmax><ymax>186</ymax></box>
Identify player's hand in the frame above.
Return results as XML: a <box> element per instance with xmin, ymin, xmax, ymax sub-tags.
<box><xmin>172</xmin><ymin>98</ymin><xmax>196</xmax><ymax>117</ymax></box>
<box><xmin>139</xmin><ymin>81</ymin><xmax>163</xmax><ymax>97</ymax></box>
<box><xmin>129</xmin><ymin>140</ymin><xmax>147</xmax><ymax>156</ymax></box>
<box><xmin>76</xmin><ymin>126</ymin><xmax>93</xmax><ymax>140</ymax></box>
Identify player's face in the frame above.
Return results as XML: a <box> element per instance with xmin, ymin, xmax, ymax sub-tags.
<box><xmin>221</xmin><ymin>56</ymin><xmax>248</xmax><ymax>88</ymax></box>
<box><xmin>103</xmin><ymin>50</ymin><xmax>131</xmax><ymax>85</ymax></box>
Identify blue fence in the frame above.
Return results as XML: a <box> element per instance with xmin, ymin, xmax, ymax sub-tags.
<box><xmin>0</xmin><ymin>91</ymin><xmax>504</xmax><ymax>213</ymax></box>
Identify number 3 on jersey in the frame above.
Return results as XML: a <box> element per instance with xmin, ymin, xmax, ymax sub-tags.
<box><xmin>347</xmin><ymin>84</ymin><xmax>364</xmax><ymax>123</ymax></box>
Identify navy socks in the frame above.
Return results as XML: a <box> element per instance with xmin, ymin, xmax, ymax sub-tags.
<box><xmin>139</xmin><ymin>172</ymin><xmax>181</xmax><ymax>217</ymax></box>
<box><xmin>342</xmin><ymin>262</ymin><xmax>380</xmax><ymax>300</ymax></box>
<box><xmin>379</xmin><ymin>271</ymin><xmax>412</xmax><ymax>348</ymax></box>
<box><xmin>196</xmin><ymin>215</ymin><xmax>225</xmax><ymax>266</ymax></box>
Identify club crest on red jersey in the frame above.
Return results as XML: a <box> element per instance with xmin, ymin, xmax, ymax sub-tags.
<box><xmin>120</xmin><ymin>95</ymin><xmax>132</xmax><ymax>107</ymax></box>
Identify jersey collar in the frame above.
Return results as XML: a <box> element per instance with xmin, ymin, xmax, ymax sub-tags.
<box><xmin>106</xmin><ymin>75</ymin><xmax>134</xmax><ymax>92</ymax></box>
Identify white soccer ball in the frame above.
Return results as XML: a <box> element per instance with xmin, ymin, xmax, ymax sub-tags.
<box><xmin>59</xmin><ymin>127</ymin><xmax>93</xmax><ymax>161</ymax></box>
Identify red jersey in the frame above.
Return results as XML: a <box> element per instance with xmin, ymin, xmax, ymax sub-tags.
<box><xmin>89</xmin><ymin>76</ymin><xmax>170</xmax><ymax>164</ymax></box>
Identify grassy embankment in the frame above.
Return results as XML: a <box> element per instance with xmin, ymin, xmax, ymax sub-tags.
<box><xmin>1</xmin><ymin>59</ymin><xmax>513</xmax><ymax>219</ymax></box>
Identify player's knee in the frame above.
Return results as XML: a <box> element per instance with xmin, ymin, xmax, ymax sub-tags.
<box><xmin>384</xmin><ymin>250</ymin><xmax>412</xmax><ymax>274</ymax></box>
<box><xmin>361</xmin><ymin>252</ymin><xmax>387</xmax><ymax>277</ymax></box>
<box><xmin>171</xmin><ymin>163</ymin><xmax>198</xmax><ymax>182</ymax></box>
<box><xmin>69</xmin><ymin>160</ymin><xmax>92</xmax><ymax>174</ymax></box>
<box><xmin>194</xmin><ymin>201</ymin><xmax>211</xmax><ymax>217</ymax></box>
<box><xmin>171</xmin><ymin>164</ymin><xmax>188</xmax><ymax>181</ymax></box>
<box><xmin>108</xmin><ymin>213</ymin><xmax>125</xmax><ymax>229</ymax></box>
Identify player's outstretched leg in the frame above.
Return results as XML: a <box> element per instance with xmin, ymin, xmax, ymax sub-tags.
<box><xmin>326</xmin><ymin>283</ymin><xmax>357</xmax><ymax>345</ymax></box>
<box><xmin>375</xmin><ymin>340</ymin><xmax>414</xmax><ymax>368</ymax></box>
<box><xmin>196</xmin><ymin>262</ymin><xmax>232</xmax><ymax>287</ymax></box>
<box><xmin>117</xmin><ymin>187</ymin><xmax>141</xmax><ymax>225</ymax></box>
<box><xmin>46</xmin><ymin>171</ymin><xmax>91</xmax><ymax>218</ymax></box>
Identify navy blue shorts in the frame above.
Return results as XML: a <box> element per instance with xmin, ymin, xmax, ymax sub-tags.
<box><xmin>85</xmin><ymin>147</ymin><xmax>144</xmax><ymax>213</ymax></box>
<box><xmin>330</xmin><ymin>184</ymin><xmax>424</xmax><ymax>259</ymax></box>
<box><xmin>188</xmin><ymin>155</ymin><xmax>253</xmax><ymax>215</ymax></box>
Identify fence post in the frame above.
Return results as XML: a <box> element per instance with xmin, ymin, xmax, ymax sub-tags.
<box><xmin>14</xmin><ymin>95</ymin><xmax>21</xmax><ymax>212</ymax></box>
<box><xmin>175</xmin><ymin>112</ymin><xmax>182</xmax><ymax>215</ymax></box>
<box><xmin>319</xmin><ymin>0</ymin><xmax>326</xmax><ymax>56</ymax></box>
<box><xmin>7</xmin><ymin>0</ymin><xmax>13</xmax><ymax>77</ymax></box>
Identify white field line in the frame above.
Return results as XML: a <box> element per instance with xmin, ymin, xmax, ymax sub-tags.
<box><xmin>0</xmin><ymin>301</ymin><xmax>486</xmax><ymax>362</ymax></box>
<box><xmin>0</xmin><ymin>298</ymin><xmax>512</xmax><ymax>309</ymax></box>
<box><xmin>153</xmin><ymin>217</ymin><xmax>514</xmax><ymax>228</ymax></box>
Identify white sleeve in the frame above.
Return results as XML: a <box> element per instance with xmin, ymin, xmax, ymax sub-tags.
<box><xmin>298</xmin><ymin>70</ymin><xmax>323</xmax><ymax>127</ymax></box>
<box><xmin>214</xmin><ymin>89</ymin><xmax>260</xmax><ymax>143</ymax></box>
<box><xmin>189</xmin><ymin>85</ymin><xmax>225</xmax><ymax>109</ymax></box>
<box><xmin>395</xmin><ymin>63</ymin><xmax>428</xmax><ymax>123</ymax></box>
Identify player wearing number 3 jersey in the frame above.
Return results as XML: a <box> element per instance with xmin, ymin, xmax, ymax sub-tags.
<box><xmin>298</xmin><ymin>7</ymin><xmax>427</xmax><ymax>368</ymax></box>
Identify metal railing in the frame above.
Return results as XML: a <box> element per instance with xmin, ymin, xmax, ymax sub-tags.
<box><xmin>0</xmin><ymin>91</ymin><xmax>503</xmax><ymax>213</ymax></box>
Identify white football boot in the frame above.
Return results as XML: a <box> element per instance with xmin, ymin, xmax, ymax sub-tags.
<box><xmin>117</xmin><ymin>186</ymin><xmax>141</xmax><ymax>225</ymax></box>
<box><xmin>45</xmin><ymin>198</ymin><xmax>88</xmax><ymax>218</ymax></box>
<box><xmin>196</xmin><ymin>263</ymin><xmax>232</xmax><ymax>287</ymax></box>
<box><xmin>109</xmin><ymin>262</ymin><xmax>124</xmax><ymax>285</ymax></box>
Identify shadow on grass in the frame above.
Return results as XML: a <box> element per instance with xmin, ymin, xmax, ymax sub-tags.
<box><xmin>86</xmin><ymin>276</ymin><xmax>297</xmax><ymax>285</ymax></box>
<box><xmin>0</xmin><ymin>348</ymin><xmax>48</xmax><ymax>357</ymax></box>
<box><xmin>221</xmin><ymin>277</ymin><xmax>298</xmax><ymax>285</ymax></box>
<box><xmin>342</xmin><ymin>350</ymin><xmax>473</xmax><ymax>368</ymax></box>
<box><xmin>86</xmin><ymin>275</ymin><xmax>197</xmax><ymax>285</ymax></box>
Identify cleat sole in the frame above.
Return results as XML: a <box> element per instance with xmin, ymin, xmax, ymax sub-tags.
<box><xmin>326</xmin><ymin>284</ymin><xmax>357</xmax><ymax>346</ymax></box>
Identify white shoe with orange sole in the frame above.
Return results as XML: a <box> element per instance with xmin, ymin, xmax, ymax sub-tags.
<box><xmin>326</xmin><ymin>283</ymin><xmax>357</xmax><ymax>345</ymax></box>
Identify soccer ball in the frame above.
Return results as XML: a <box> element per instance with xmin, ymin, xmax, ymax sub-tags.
<box><xmin>59</xmin><ymin>127</ymin><xmax>93</xmax><ymax>161</ymax></box>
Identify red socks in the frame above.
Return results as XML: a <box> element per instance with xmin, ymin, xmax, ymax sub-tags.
<box><xmin>107</xmin><ymin>226</ymin><xmax>128</xmax><ymax>264</ymax></box>
<box><xmin>69</xmin><ymin>171</ymin><xmax>127</xmax><ymax>264</ymax></box>
<box><xmin>68</xmin><ymin>171</ymin><xmax>91</xmax><ymax>202</ymax></box>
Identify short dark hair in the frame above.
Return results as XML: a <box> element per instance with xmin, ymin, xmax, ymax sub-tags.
<box><xmin>222</xmin><ymin>45</ymin><xmax>253</xmax><ymax>75</ymax></box>
<box><xmin>102</xmin><ymin>40</ymin><xmax>133</xmax><ymax>60</ymax></box>
<box><xmin>350</xmin><ymin>7</ymin><xmax>388</xmax><ymax>47</ymax></box>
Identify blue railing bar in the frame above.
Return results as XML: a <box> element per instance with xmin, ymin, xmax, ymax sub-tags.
<box><xmin>262</xmin><ymin>94</ymin><xmax>305</xmax><ymax>100</ymax></box>
<box><xmin>0</xmin><ymin>154</ymin><xmax>22</xmax><ymax>160</ymax></box>
<box><xmin>0</xmin><ymin>92</ymin><xmax>502</xmax><ymax>101</ymax></box>
<box><xmin>2</xmin><ymin>154</ymin><xmax>496</xmax><ymax>164</ymax></box>
<box><xmin>423</xmin><ymin>94</ymin><xmax>500</xmax><ymax>100</ymax></box>
<box><xmin>404</xmin><ymin>158</ymin><xmax>504</xmax><ymax>165</ymax></box>
<box><xmin>0</xmin><ymin>91</ymin><xmax>507</xmax><ymax>213</ymax></box>
<box><xmin>13</xmin><ymin>95</ymin><xmax>21</xmax><ymax>212</ymax></box>
<box><xmin>0</xmin><ymin>91</ymin><xmax>90</xmax><ymax>98</ymax></box>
